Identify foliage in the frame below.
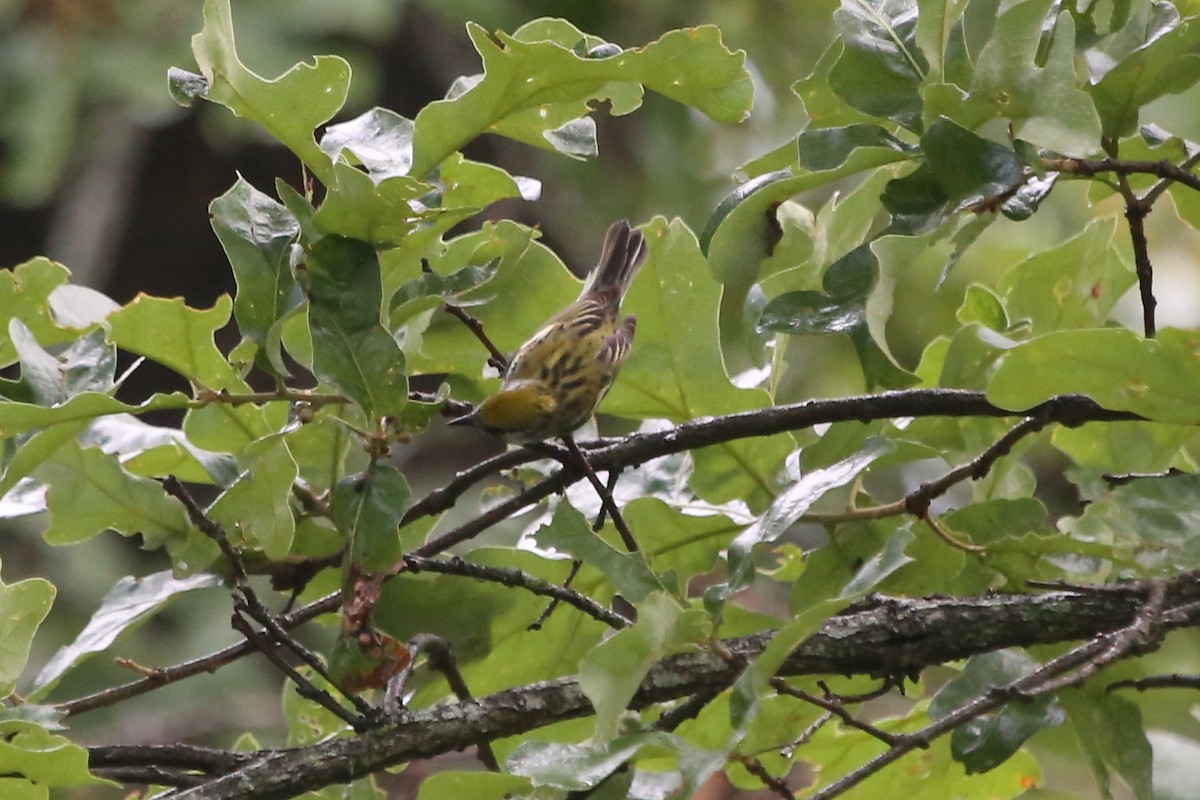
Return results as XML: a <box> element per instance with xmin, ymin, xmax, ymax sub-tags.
<box><xmin>3</xmin><ymin>0</ymin><xmax>1200</xmax><ymax>798</ymax></box>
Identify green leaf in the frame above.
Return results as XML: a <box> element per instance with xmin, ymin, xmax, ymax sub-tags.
<box><xmin>1061</xmin><ymin>687</ymin><xmax>1153</xmax><ymax>800</ymax></box>
<box><xmin>533</xmin><ymin>502</ymin><xmax>665</xmax><ymax>604</ymax></box>
<box><xmin>915</xmin><ymin>0</ymin><xmax>971</xmax><ymax>82</ymax></box>
<box><xmin>957</xmin><ymin>284</ymin><xmax>1008</xmax><ymax>329</ymax></box>
<box><xmin>799</xmin><ymin>711</ymin><xmax>1041</xmax><ymax>799</ymax></box>
<box><xmin>416</xmin><ymin>772</ymin><xmax>532</xmax><ymax>800</ymax></box>
<box><xmin>0</xmin><ymin>778</ymin><xmax>46</xmax><ymax>800</ymax></box>
<box><xmin>968</xmin><ymin>4</ymin><xmax>1102</xmax><ymax>155</ymax></box>
<box><xmin>301</xmin><ymin>235</ymin><xmax>408</xmax><ymax>419</ymax></box>
<box><xmin>1000</xmin><ymin>172</ymin><xmax>1058</xmax><ymax>220</ymax></box>
<box><xmin>5</xmin><ymin>323</ymin><xmax>114</xmax><ymax>406</ymax></box>
<box><xmin>625</xmin><ymin>498</ymin><xmax>738</xmax><ymax>585</ymax></box>
<box><xmin>703</xmin><ymin>148</ymin><xmax>912</xmax><ymax>366</ymax></box>
<box><xmin>828</xmin><ymin>0</ymin><xmax>928</xmax><ymax>131</ymax></box>
<box><xmin>410</xmin><ymin>22</ymin><xmax>752</xmax><ymax>177</ymax></box>
<box><xmin>922</xmin><ymin>118</ymin><xmax>1025</xmax><ymax>205</ymax></box>
<box><xmin>403</xmin><ymin>222</ymin><xmax>555</xmax><ymax>380</ymax></box>
<box><xmin>1052</xmin><ymin>421</ymin><xmax>1196</xmax><ymax>475</ymax></box>
<box><xmin>209</xmin><ymin>176</ymin><xmax>303</xmax><ymax>377</ymax></box>
<box><xmin>0</xmin><ymin>721</ymin><xmax>99</xmax><ymax>788</ymax></box>
<box><xmin>931</xmin><ymin>650</ymin><xmax>1065</xmax><ymax>773</ymax></box>
<box><xmin>107</xmin><ymin>295</ymin><xmax>247</xmax><ymax>391</ymax></box>
<box><xmin>758</xmin><ymin>245</ymin><xmax>918</xmax><ymax>389</ymax></box>
<box><xmin>92</xmin><ymin>413</ymin><xmax>235</xmax><ymax>485</ymax></box>
<box><xmin>44</xmin><ymin>284</ymin><xmax>120</xmax><ymax>332</ymax></box>
<box><xmin>881</xmin><ymin>118</ymin><xmax>1024</xmax><ymax>234</ymax></box>
<box><xmin>181</xmin><ymin>399</ymin><xmax>283</xmax><ymax>455</ymax></box>
<box><xmin>727</xmin><ymin>595</ymin><xmax>851</xmax><ymax>731</ymax></box>
<box><xmin>842</xmin><ymin>525</ymin><xmax>918</xmax><ymax>596</ymax></box>
<box><xmin>0</xmin><ymin>570</ymin><xmax>54</xmax><ymax>698</ymax></box>
<box><xmin>720</xmin><ymin>438</ymin><xmax>892</xmax><ymax>600</ymax></box>
<box><xmin>996</xmin><ymin>217</ymin><xmax>1133</xmax><ymax>335</ymax></box>
<box><xmin>793</xmin><ymin>40</ymin><xmax>886</xmax><ymax>130</ymax></box>
<box><xmin>1148</xmin><ymin>730</ymin><xmax>1200</xmax><ymax>800</ymax></box>
<box><xmin>0</xmin><ymin>392</ymin><xmax>190</xmax><ymax>455</ymax></box>
<box><xmin>0</xmin><ymin>259</ymin><xmax>78</xmax><ymax>366</ymax></box>
<box><xmin>759</xmin><ymin>258</ymin><xmax>871</xmax><ymax>335</ymax></box>
<box><xmin>331</xmin><ymin>463</ymin><xmax>409</xmax><ymax>574</ymax></box>
<box><xmin>313</xmin><ymin>162</ymin><xmax>430</xmax><ymax>246</ymax></box>
<box><xmin>282</xmin><ymin>666</ymin><xmax>353</xmax><ymax>746</ymax></box>
<box><xmin>1058</xmin><ymin>472</ymin><xmax>1200</xmax><ymax>574</ymax></box>
<box><xmin>579</xmin><ymin>592</ymin><xmax>703</xmax><ymax>739</ymax></box>
<box><xmin>208</xmin><ymin>434</ymin><xmax>300</xmax><ymax>558</ymax></box>
<box><xmin>28</xmin><ymin>571</ymin><xmax>219</xmax><ymax>700</ymax></box>
<box><xmin>795</xmin><ymin>124</ymin><xmax>917</xmax><ymax>172</ymax></box>
<box><xmin>1088</xmin><ymin>6</ymin><xmax>1200</xmax><ymax>139</ymax></box>
<box><xmin>508</xmin><ymin>732</ymin><xmax>708</xmax><ymax>792</ymax></box>
<box><xmin>988</xmin><ymin>328</ymin><xmax>1200</xmax><ymax>424</ymax></box>
<box><xmin>167</xmin><ymin>66</ymin><xmax>208</xmax><ymax>106</ymax></box>
<box><xmin>436</xmin><ymin>153</ymin><xmax>540</xmax><ymax>210</ymax></box>
<box><xmin>730</xmin><ymin>526</ymin><xmax>913</xmax><ymax>731</ymax></box>
<box><xmin>188</xmin><ymin>0</ymin><xmax>348</xmax><ymax>185</ymax></box>
<box><xmin>33</xmin><ymin>440</ymin><xmax>197</xmax><ymax>559</ymax></box>
<box><xmin>603</xmin><ymin>218</ymin><xmax>794</xmax><ymax>506</ymax></box>
<box><xmin>375</xmin><ymin>549</ymin><xmax>606</xmax><ymax>701</ymax></box>
<box><xmin>319</xmin><ymin>106</ymin><xmax>415</xmax><ymax>181</ymax></box>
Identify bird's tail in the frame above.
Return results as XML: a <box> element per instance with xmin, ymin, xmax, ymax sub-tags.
<box><xmin>581</xmin><ymin>220</ymin><xmax>648</xmax><ymax>299</ymax></box>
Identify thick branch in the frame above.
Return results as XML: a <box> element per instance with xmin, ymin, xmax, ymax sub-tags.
<box><xmin>148</xmin><ymin>575</ymin><xmax>1200</xmax><ymax>800</ymax></box>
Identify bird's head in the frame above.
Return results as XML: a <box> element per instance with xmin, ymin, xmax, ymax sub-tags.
<box><xmin>449</xmin><ymin>381</ymin><xmax>559</xmax><ymax>441</ymax></box>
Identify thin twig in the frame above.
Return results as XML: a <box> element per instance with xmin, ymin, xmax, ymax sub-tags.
<box><xmin>1043</xmin><ymin>156</ymin><xmax>1200</xmax><ymax>194</ymax></box>
<box><xmin>400</xmin><ymin>447</ymin><xmax>543</xmax><ymax>525</ymax></box>
<box><xmin>905</xmin><ymin>416</ymin><xmax>1046</xmax><ymax>517</ymax></box>
<box><xmin>771</xmin><ymin>678</ymin><xmax>907</xmax><ymax>747</ymax></box>
<box><xmin>424</xmin><ymin>258</ymin><xmax>509</xmax><ymax>371</ymax></box>
<box><xmin>1108</xmin><ymin>673</ymin><xmax>1200</xmax><ymax>692</ymax></box>
<box><xmin>1124</xmin><ymin>199</ymin><xmax>1157</xmax><ymax>337</ymax></box>
<box><xmin>922</xmin><ymin>514</ymin><xmax>987</xmax><ymax>554</ymax></box>
<box><xmin>1102</xmin><ymin>467</ymin><xmax>1186</xmax><ymax>486</ymax></box>
<box><xmin>653</xmin><ymin>689</ymin><xmax>724</xmax><ymax>732</ymax></box>
<box><xmin>163</xmin><ymin>476</ymin><xmax>373</xmax><ymax>721</ymax></box>
<box><xmin>405</xmin><ymin>634</ymin><xmax>500</xmax><ymax>771</ymax></box>
<box><xmin>805</xmin><ymin>416</ymin><xmax>1045</xmax><ymax>542</ymax></box>
<box><xmin>190</xmin><ymin>387</ymin><xmax>349</xmax><ymax>409</ymax></box>
<box><xmin>55</xmin><ymin>593</ymin><xmax>341</xmax><ymax>716</ymax></box>
<box><xmin>594</xmin><ymin>466</ymin><xmax>622</xmax><ymax>529</ymax></box>
<box><xmin>228</xmin><ymin>610</ymin><xmax>365</xmax><ymax>731</ymax></box>
<box><xmin>528</xmin><ymin>559</ymin><xmax>584</xmax><ymax>631</ymax></box>
<box><xmin>402</xmin><ymin>555</ymin><xmax>628</xmax><ymax>630</ymax></box>
<box><xmin>90</xmin><ymin>766</ymin><xmax>209</xmax><ymax>788</ymax></box>
<box><xmin>736</xmin><ymin>754</ymin><xmax>796</xmax><ymax>800</ymax></box>
<box><xmin>1142</xmin><ymin>149</ymin><xmax>1200</xmax><ymax>206</ymax></box>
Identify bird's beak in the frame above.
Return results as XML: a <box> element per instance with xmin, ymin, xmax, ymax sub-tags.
<box><xmin>447</xmin><ymin>410</ymin><xmax>477</xmax><ymax>428</ymax></box>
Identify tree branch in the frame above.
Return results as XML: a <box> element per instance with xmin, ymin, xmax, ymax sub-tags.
<box><xmin>140</xmin><ymin>574</ymin><xmax>1200</xmax><ymax>799</ymax></box>
<box><xmin>59</xmin><ymin>392</ymin><xmax>1136</xmax><ymax>720</ymax></box>
<box><xmin>1043</xmin><ymin>156</ymin><xmax>1200</xmax><ymax>194</ymax></box>
<box><xmin>404</xmin><ymin>391</ymin><xmax>1136</xmax><ymax>560</ymax></box>
<box><xmin>55</xmin><ymin>593</ymin><xmax>341</xmax><ymax>717</ymax></box>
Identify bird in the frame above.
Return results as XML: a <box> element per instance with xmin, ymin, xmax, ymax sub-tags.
<box><xmin>451</xmin><ymin>220</ymin><xmax>647</xmax><ymax>442</ymax></box>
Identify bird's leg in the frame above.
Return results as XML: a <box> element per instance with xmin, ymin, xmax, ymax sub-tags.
<box><xmin>562</xmin><ymin>434</ymin><xmax>638</xmax><ymax>552</ymax></box>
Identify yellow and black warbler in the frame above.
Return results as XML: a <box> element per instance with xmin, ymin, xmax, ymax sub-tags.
<box><xmin>452</xmin><ymin>220</ymin><xmax>647</xmax><ymax>442</ymax></box>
